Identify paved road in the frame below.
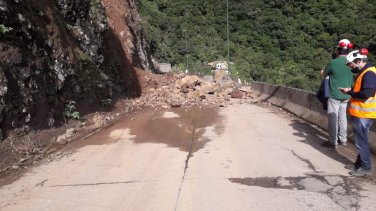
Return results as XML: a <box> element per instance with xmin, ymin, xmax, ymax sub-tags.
<box><xmin>1</xmin><ymin>103</ymin><xmax>376</xmax><ymax>210</ymax></box>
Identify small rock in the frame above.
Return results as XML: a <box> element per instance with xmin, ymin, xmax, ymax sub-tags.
<box><xmin>56</xmin><ymin>134</ymin><xmax>67</xmax><ymax>144</ymax></box>
<box><xmin>75</xmin><ymin>85</ymin><xmax>81</xmax><ymax>93</ymax></box>
<box><xmin>19</xmin><ymin>158</ymin><xmax>28</xmax><ymax>163</ymax></box>
<box><xmin>97</xmin><ymin>55</ymin><xmax>104</xmax><ymax>63</ymax></box>
<box><xmin>231</xmin><ymin>89</ymin><xmax>243</xmax><ymax>98</ymax></box>
<box><xmin>25</xmin><ymin>114</ymin><xmax>31</xmax><ymax>123</ymax></box>
<box><xmin>180</xmin><ymin>86</ymin><xmax>189</xmax><ymax>93</ymax></box>
<box><xmin>252</xmin><ymin>99</ymin><xmax>261</xmax><ymax>103</ymax></box>
<box><xmin>47</xmin><ymin>118</ymin><xmax>54</xmax><ymax>127</ymax></box>
<box><xmin>239</xmin><ymin>86</ymin><xmax>252</xmax><ymax>93</ymax></box>
<box><xmin>11</xmin><ymin>120</ymin><xmax>18</xmax><ymax>127</ymax></box>
<box><xmin>22</xmin><ymin>125</ymin><xmax>30</xmax><ymax>134</ymax></box>
<box><xmin>170</xmin><ymin>101</ymin><xmax>182</xmax><ymax>107</ymax></box>
<box><xmin>66</xmin><ymin>128</ymin><xmax>76</xmax><ymax>137</ymax></box>
<box><xmin>162</xmin><ymin>105</ymin><xmax>171</xmax><ymax>109</ymax></box>
<box><xmin>173</xmin><ymin>89</ymin><xmax>181</xmax><ymax>94</ymax></box>
<box><xmin>18</xmin><ymin>14</ymin><xmax>26</xmax><ymax>22</ymax></box>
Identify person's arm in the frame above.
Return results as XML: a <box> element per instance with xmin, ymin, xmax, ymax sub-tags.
<box><xmin>322</xmin><ymin>62</ymin><xmax>333</xmax><ymax>77</ymax></box>
<box><xmin>347</xmin><ymin>88</ymin><xmax>375</xmax><ymax>98</ymax></box>
<box><xmin>341</xmin><ymin>71</ymin><xmax>376</xmax><ymax>98</ymax></box>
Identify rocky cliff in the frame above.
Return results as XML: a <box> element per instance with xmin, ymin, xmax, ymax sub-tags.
<box><xmin>0</xmin><ymin>0</ymin><xmax>152</xmax><ymax>142</ymax></box>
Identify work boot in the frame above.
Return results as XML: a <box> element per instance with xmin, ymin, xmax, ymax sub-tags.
<box><xmin>321</xmin><ymin>142</ymin><xmax>338</xmax><ymax>149</ymax></box>
<box><xmin>345</xmin><ymin>163</ymin><xmax>359</xmax><ymax>170</ymax></box>
<box><xmin>338</xmin><ymin>142</ymin><xmax>347</xmax><ymax>146</ymax></box>
<box><xmin>349</xmin><ymin>167</ymin><xmax>372</xmax><ymax>176</ymax></box>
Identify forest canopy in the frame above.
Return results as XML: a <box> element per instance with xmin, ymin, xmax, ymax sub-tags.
<box><xmin>135</xmin><ymin>0</ymin><xmax>376</xmax><ymax>91</ymax></box>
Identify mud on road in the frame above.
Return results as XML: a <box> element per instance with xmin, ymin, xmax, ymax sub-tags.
<box><xmin>1</xmin><ymin>103</ymin><xmax>376</xmax><ymax>211</ymax></box>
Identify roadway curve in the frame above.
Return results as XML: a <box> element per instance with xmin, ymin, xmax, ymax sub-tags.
<box><xmin>1</xmin><ymin>103</ymin><xmax>376</xmax><ymax>210</ymax></box>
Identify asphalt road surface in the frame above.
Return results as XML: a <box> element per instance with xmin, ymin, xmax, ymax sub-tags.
<box><xmin>1</xmin><ymin>103</ymin><xmax>376</xmax><ymax>211</ymax></box>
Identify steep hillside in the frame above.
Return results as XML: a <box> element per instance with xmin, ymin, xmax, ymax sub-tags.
<box><xmin>136</xmin><ymin>0</ymin><xmax>376</xmax><ymax>91</ymax></box>
<box><xmin>0</xmin><ymin>0</ymin><xmax>154</xmax><ymax>169</ymax></box>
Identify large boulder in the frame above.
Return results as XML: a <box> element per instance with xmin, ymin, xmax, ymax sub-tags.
<box><xmin>195</xmin><ymin>84</ymin><xmax>214</xmax><ymax>96</ymax></box>
<box><xmin>214</xmin><ymin>70</ymin><xmax>226</xmax><ymax>82</ymax></box>
<box><xmin>182</xmin><ymin>75</ymin><xmax>201</xmax><ymax>84</ymax></box>
<box><xmin>231</xmin><ymin>89</ymin><xmax>244</xmax><ymax>98</ymax></box>
<box><xmin>214</xmin><ymin>70</ymin><xmax>231</xmax><ymax>82</ymax></box>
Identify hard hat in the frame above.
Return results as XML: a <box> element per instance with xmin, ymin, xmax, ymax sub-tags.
<box><xmin>337</xmin><ymin>39</ymin><xmax>354</xmax><ymax>49</ymax></box>
<box><xmin>345</xmin><ymin>49</ymin><xmax>369</xmax><ymax>64</ymax></box>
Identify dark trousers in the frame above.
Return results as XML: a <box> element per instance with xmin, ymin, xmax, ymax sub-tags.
<box><xmin>351</xmin><ymin>116</ymin><xmax>373</xmax><ymax>169</ymax></box>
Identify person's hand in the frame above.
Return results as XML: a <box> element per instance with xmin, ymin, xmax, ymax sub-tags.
<box><xmin>320</xmin><ymin>68</ymin><xmax>326</xmax><ymax>77</ymax></box>
<box><xmin>340</xmin><ymin>87</ymin><xmax>351</xmax><ymax>94</ymax></box>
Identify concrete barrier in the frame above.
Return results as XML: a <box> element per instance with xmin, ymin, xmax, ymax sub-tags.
<box><xmin>251</xmin><ymin>81</ymin><xmax>376</xmax><ymax>154</ymax></box>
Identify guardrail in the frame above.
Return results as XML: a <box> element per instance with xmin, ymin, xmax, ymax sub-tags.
<box><xmin>251</xmin><ymin>81</ymin><xmax>376</xmax><ymax>154</ymax></box>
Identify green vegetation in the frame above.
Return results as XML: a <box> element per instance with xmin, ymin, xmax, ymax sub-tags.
<box><xmin>135</xmin><ymin>0</ymin><xmax>376</xmax><ymax>91</ymax></box>
<box><xmin>66</xmin><ymin>24</ymin><xmax>74</xmax><ymax>30</ymax></box>
<box><xmin>101</xmin><ymin>98</ymin><xmax>112</xmax><ymax>107</ymax></box>
<box><xmin>0</xmin><ymin>24</ymin><xmax>13</xmax><ymax>34</ymax></box>
<box><xmin>63</xmin><ymin>100</ymin><xmax>80</xmax><ymax>120</ymax></box>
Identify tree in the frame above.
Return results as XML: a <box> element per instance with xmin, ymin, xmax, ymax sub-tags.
<box><xmin>135</xmin><ymin>0</ymin><xmax>376</xmax><ymax>91</ymax></box>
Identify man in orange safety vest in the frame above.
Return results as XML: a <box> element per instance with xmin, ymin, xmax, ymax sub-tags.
<box><xmin>340</xmin><ymin>48</ymin><xmax>375</xmax><ymax>176</ymax></box>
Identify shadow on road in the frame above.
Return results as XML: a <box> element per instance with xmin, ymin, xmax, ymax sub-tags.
<box><xmin>289</xmin><ymin>119</ymin><xmax>353</xmax><ymax>166</ymax></box>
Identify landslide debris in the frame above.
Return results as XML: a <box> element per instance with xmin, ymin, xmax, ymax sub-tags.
<box><xmin>134</xmin><ymin>70</ymin><xmax>256</xmax><ymax>109</ymax></box>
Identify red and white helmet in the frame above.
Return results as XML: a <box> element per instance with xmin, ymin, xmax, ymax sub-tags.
<box><xmin>337</xmin><ymin>39</ymin><xmax>354</xmax><ymax>49</ymax></box>
<box><xmin>345</xmin><ymin>49</ymin><xmax>369</xmax><ymax>64</ymax></box>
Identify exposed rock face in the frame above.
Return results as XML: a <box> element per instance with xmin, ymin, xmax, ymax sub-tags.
<box><xmin>0</xmin><ymin>0</ymin><xmax>152</xmax><ymax>140</ymax></box>
<box><xmin>56</xmin><ymin>0</ymin><xmax>108</xmax><ymax>64</ymax></box>
<box><xmin>101</xmin><ymin>0</ymin><xmax>152</xmax><ymax>71</ymax></box>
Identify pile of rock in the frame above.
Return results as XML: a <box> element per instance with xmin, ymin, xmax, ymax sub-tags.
<box><xmin>134</xmin><ymin>70</ymin><xmax>258</xmax><ymax>109</ymax></box>
<box><xmin>55</xmin><ymin>71</ymin><xmax>260</xmax><ymax>145</ymax></box>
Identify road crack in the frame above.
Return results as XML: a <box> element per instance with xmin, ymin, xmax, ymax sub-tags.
<box><xmin>174</xmin><ymin>121</ymin><xmax>196</xmax><ymax>211</ymax></box>
<box><xmin>35</xmin><ymin>179</ymin><xmax>48</xmax><ymax>187</ymax></box>
<box><xmin>290</xmin><ymin>150</ymin><xmax>318</xmax><ymax>173</ymax></box>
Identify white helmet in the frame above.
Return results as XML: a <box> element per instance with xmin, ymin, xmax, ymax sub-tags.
<box><xmin>346</xmin><ymin>49</ymin><xmax>369</xmax><ymax>64</ymax></box>
<box><xmin>337</xmin><ymin>39</ymin><xmax>353</xmax><ymax>49</ymax></box>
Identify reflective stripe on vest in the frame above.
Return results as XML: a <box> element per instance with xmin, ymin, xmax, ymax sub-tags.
<box><xmin>349</xmin><ymin>66</ymin><xmax>376</xmax><ymax>118</ymax></box>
